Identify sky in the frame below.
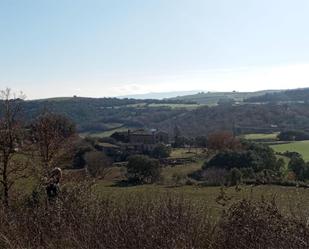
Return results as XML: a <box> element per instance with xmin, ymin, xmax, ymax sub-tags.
<box><xmin>1</xmin><ymin>0</ymin><xmax>309</xmax><ymax>99</ymax></box>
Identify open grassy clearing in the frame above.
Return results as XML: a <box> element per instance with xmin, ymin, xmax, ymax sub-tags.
<box><xmin>243</xmin><ymin>132</ymin><xmax>279</xmax><ymax>141</ymax></box>
<box><xmin>148</xmin><ymin>103</ymin><xmax>202</xmax><ymax>109</ymax></box>
<box><xmin>271</xmin><ymin>140</ymin><xmax>309</xmax><ymax>161</ymax></box>
<box><xmin>161</xmin><ymin>160</ymin><xmax>203</xmax><ymax>184</ymax></box>
<box><xmin>80</xmin><ymin>126</ymin><xmax>132</xmax><ymax>138</ymax></box>
<box><xmin>93</xmin><ymin>182</ymin><xmax>309</xmax><ymax>218</ymax></box>
<box><xmin>169</xmin><ymin>148</ymin><xmax>207</xmax><ymax>158</ymax></box>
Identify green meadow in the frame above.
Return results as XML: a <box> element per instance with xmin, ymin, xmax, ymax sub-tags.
<box><xmin>271</xmin><ymin>140</ymin><xmax>309</xmax><ymax>161</ymax></box>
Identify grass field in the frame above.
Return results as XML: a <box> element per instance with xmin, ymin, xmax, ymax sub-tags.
<box><xmin>93</xmin><ymin>182</ymin><xmax>309</xmax><ymax>218</ymax></box>
<box><xmin>244</xmin><ymin>133</ymin><xmax>279</xmax><ymax>141</ymax></box>
<box><xmin>271</xmin><ymin>140</ymin><xmax>309</xmax><ymax>161</ymax></box>
<box><xmin>148</xmin><ymin>103</ymin><xmax>201</xmax><ymax>109</ymax></box>
<box><xmin>80</xmin><ymin>126</ymin><xmax>131</xmax><ymax>138</ymax></box>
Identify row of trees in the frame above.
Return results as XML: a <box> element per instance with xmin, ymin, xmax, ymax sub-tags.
<box><xmin>0</xmin><ymin>89</ymin><xmax>76</xmax><ymax>205</ymax></box>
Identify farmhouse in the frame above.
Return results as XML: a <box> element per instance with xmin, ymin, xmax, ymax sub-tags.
<box><xmin>111</xmin><ymin>129</ymin><xmax>169</xmax><ymax>153</ymax></box>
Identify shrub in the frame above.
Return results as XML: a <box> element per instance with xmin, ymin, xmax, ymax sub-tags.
<box><xmin>200</xmin><ymin>168</ymin><xmax>229</xmax><ymax>186</ymax></box>
<box><xmin>207</xmin><ymin>131</ymin><xmax>241</xmax><ymax>151</ymax></box>
<box><xmin>227</xmin><ymin>168</ymin><xmax>242</xmax><ymax>186</ymax></box>
<box><xmin>126</xmin><ymin>155</ymin><xmax>161</xmax><ymax>184</ymax></box>
<box><xmin>204</xmin><ymin>142</ymin><xmax>278</xmax><ymax>173</ymax></box>
<box><xmin>0</xmin><ymin>187</ymin><xmax>213</xmax><ymax>249</ymax></box>
<box><xmin>84</xmin><ymin>151</ymin><xmax>112</xmax><ymax>177</ymax></box>
<box><xmin>216</xmin><ymin>199</ymin><xmax>309</xmax><ymax>249</ymax></box>
<box><xmin>151</xmin><ymin>144</ymin><xmax>171</xmax><ymax>159</ymax></box>
<box><xmin>288</xmin><ymin>155</ymin><xmax>309</xmax><ymax>181</ymax></box>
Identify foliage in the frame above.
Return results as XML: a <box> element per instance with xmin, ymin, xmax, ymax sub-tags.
<box><xmin>227</xmin><ymin>168</ymin><xmax>242</xmax><ymax>186</ymax></box>
<box><xmin>203</xmin><ymin>142</ymin><xmax>282</xmax><ymax>183</ymax></box>
<box><xmin>0</xmin><ymin>89</ymin><xmax>31</xmax><ymax>205</ymax></box>
<box><xmin>207</xmin><ymin>131</ymin><xmax>241</xmax><ymax>151</ymax></box>
<box><xmin>126</xmin><ymin>155</ymin><xmax>161</xmax><ymax>184</ymax></box>
<box><xmin>151</xmin><ymin>144</ymin><xmax>171</xmax><ymax>159</ymax></box>
<box><xmin>195</xmin><ymin>136</ymin><xmax>208</xmax><ymax>147</ymax></box>
<box><xmin>245</xmin><ymin>87</ymin><xmax>309</xmax><ymax>103</ymax></box>
<box><xmin>288</xmin><ymin>155</ymin><xmax>309</xmax><ymax>181</ymax></box>
<box><xmin>30</xmin><ymin>112</ymin><xmax>76</xmax><ymax>173</ymax></box>
<box><xmin>1</xmin><ymin>186</ymin><xmax>309</xmax><ymax>248</ymax></box>
<box><xmin>278</xmin><ymin>130</ymin><xmax>309</xmax><ymax>141</ymax></box>
<box><xmin>84</xmin><ymin>151</ymin><xmax>112</xmax><ymax>177</ymax></box>
<box><xmin>271</xmin><ymin>141</ymin><xmax>309</xmax><ymax>162</ymax></box>
<box><xmin>217</xmin><ymin>199</ymin><xmax>309</xmax><ymax>249</ymax></box>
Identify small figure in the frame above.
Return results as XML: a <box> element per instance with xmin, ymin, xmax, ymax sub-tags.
<box><xmin>46</xmin><ymin>167</ymin><xmax>62</xmax><ymax>200</ymax></box>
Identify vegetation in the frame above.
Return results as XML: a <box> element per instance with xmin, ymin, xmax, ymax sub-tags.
<box><xmin>271</xmin><ymin>141</ymin><xmax>309</xmax><ymax>161</ymax></box>
<box><xmin>244</xmin><ymin>132</ymin><xmax>278</xmax><ymax>141</ymax></box>
<box><xmin>1</xmin><ymin>185</ymin><xmax>309</xmax><ymax>248</ymax></box>
<box><xmin>151</xmin><ymin>144</ymin><xmax>171</xmax><ymax>159</ymax></box>
<box><xmin>126</xmin><ymin>155</ymin><xmax>161</xmax><ymax>184</ymax></box>
<box><xmin>7</xmin><ymin>89</ymin><xmax>309</xmax><ymax>139</ymax></box>
<box><xmin>84</xmin><ymin>151</ymin><xmax>112</xmax><ymax>177</ymax></box>
<box><xmin>30</xmin><ymin>112</ymin><xmax>76</xmax><ymax>173</ymax></box>
<box><xmin>245</xmin><ymin>87</ymin><xmax>309</xmax><ymax>103</ymax></box>
<box><xmin>0</xmin><ymin>89</ymin><xmax>30</xmax><ymax>206</ymax></box>
<box><xmin>278</xmin><ymin>130</ymin><xmax>309</xmax><ymax>141</ymax></box>
<box><xmin>172</xmin><ymin>90</ymin><xmax>280</xmax><ymax>105</ymax></box>
<box><xmin>4</xmin><ymin>87</ymin><xmax>309</xmax><ymax>248</ymax></box>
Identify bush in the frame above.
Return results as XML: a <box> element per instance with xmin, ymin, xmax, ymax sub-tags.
<box><xmin>151</xmin><ymin>144</ymin><xmax>171</xmax><ymax>159</ymax></box>
<box><xmin>204</xmin><ymin>142</ymin><xmax>278</xmax><ymax>173</ymax></box>
<box><xmin>216</xmin><ymin>199</ymin><xmax>309</xmax><ymax>249</ymax></box>
<box><xmin>0</xmin><ymin>188</ymin><xmax>213</xmax><ymax>249</ymax></box>
<box><xmin>200</xmin><ymin>168</ymin><xmax>229</xmax><ymax>186</ymax></box>
<box><xmin>227</xmin><ymin>168</ymin><xmax>242</xmax><ymax>186</ymax></box>
<box><xmin>126</xmin><ymin>155</ymin><xmax>161</xmax><ymax>184</ymax></box>
<box><xmin>288</xmin><ymin>155</ymin><xmax>309</xmax><ymax>181</ymax></box>
<box><xmin>84</xmin><ymin>151</ymin><xmax>112</xmax><ymax>177</ymax></box>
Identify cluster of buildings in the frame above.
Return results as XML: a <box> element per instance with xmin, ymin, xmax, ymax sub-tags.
<box><xmin>98</xmin><ymin>129</ymin><xmax>169</xmax><ymax>160</ymax></box>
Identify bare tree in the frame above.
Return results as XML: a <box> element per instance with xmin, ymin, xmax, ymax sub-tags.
<box><xmin>207</xmin><ymin>131</ymin><xmax>241</xmax><ymax>151</ymax></box>
<box><xmin>84</xmin><ymin>151</ymin><xmax>112</xmax><ymax>178</ymax></box>
<box><xmin>0</xmin><ymin>88</ymin><xmax>30</xmax><ymax>206</ymax></box>
<box><xmin>30</xmin><ymin>112</ymin><xmax>76</xmax><ymax>176</ymax></box>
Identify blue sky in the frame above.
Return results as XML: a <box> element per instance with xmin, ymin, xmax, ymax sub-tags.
<box><xmin>1</xmin><ymin>0</ymin><xmax>309</xmax><ymax>99</ymax></box>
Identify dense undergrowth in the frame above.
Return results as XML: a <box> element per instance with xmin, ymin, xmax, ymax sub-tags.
<box><xmin>0</xmin><ymin>182</ymin><xmax>309</xmax><ymax>249</ymax></box>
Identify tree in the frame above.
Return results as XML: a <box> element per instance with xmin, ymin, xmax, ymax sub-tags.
<box><xmin>278</xmin><ymin>130</ymin><xmax>309</xmax><ymax>141</ymax></box>
<box><xmin>84</xmin><ymin>151</ymin><xmax>112</xmax><ymax>178</ymax></box>
<box><xmin>126</xmin><ymin>155</ymin><xmax>161</xmax><ymax>184</ymax></box>
<box><xmin>288</xmin><ymin>155</ymin><xmax>307</xmax><ymax>181</ymax></box>
<box><xmin>173</xmin><ymin>125</ymin><xmax>183</xmax><ymax>147</ymax></box>
<box><xmin>228</xmin><ymin>168</ymin><xmax>242</xmax><ymax>186</ymax></box>
<box><xmin>203</xmin><ymin>142</ymin><xmax>279</xmax><ymax>173</ymax></box>
<box><xmin>30</xmin><ymin>112</ymin><xmax>76</xmax><ymax>175</ymax></box>
<box><xmin>0</xmin><ymin>89</ymin><xmax>30</xmax><ymax>205</ymax></box>
<box><xmin>152</xmin><ymin>144</ymin><xmax>171</xmax><ymax>159</ymax></box>
<box><xmin>195</xmin><ymin>136</ymin><xmax>208</xmax><ymax>148</ymax></box>
<box><xmin>207</xmin><ymin>131</ymin><xmax>241</xmax><ymax>151</ymax></box>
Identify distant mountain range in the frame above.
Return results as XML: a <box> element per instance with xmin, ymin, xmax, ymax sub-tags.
<box><xmin>118</xmin><ymin>91</ymin><xmax>201</xmax><ymax>100</ymax></box>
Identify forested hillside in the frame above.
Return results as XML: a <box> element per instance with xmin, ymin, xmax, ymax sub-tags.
<box><xmin>6</xmin><ymin>90</ymin><xmax>309</xmax><ymax>138</ymax></box>
<box><xmin>171</xmin><ymin>90</ymin><xmax>280</xmax><ymax>105</ymax></box>
<box><xmin>245</xmin><ymin>88</ymin><xmax>309</xmax><ymax>103</ymax></box>
<box><xmin>154</xmin><ymin>103</ymin><xmax>309</xmax><ymax>137</ymax></box>
<box><xmin>19</xmin><ymin>97</ymin><xmax>189</xmax><ymax>133</ymax></box>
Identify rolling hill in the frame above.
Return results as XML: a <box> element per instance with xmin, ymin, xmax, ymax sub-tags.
<box><xmin>4</xmin><ymin>87</ymin><xmax>309</xmax><ymax>138</ymax></box>
<box><xmin>170</xmin><ymin>90</ymin><xmax>281</xmax><ymax>105</ymax></box>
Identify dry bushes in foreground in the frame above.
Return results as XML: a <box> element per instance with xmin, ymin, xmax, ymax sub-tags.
<box><xmin>0</xmin><ymin>184</ymin><xmax>309</xmax><ymax>249</ymax></box>
<box><xmin>217</xmin><ymin>199</ymin><xmax>309</xmax><ymax>249</ymax></box>
<box><xmin>0</xmin><ymin>184</ymin><xmax>213</xmax><ymax>249</ymax></box>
